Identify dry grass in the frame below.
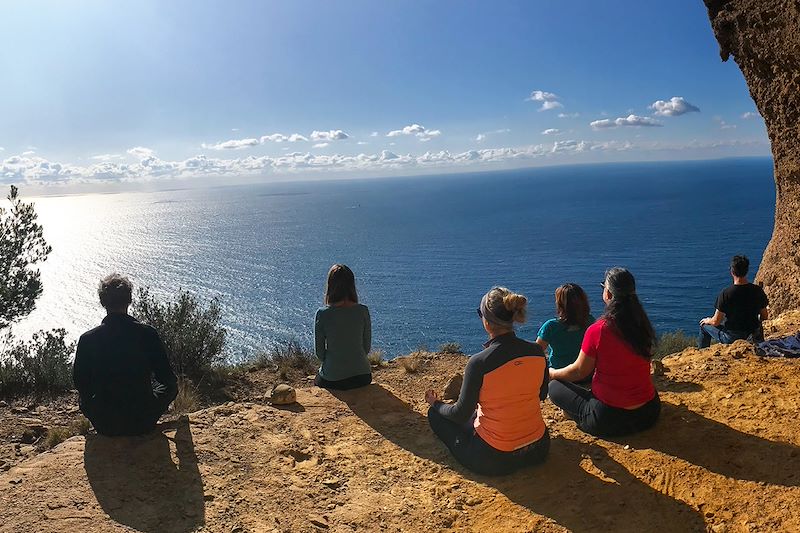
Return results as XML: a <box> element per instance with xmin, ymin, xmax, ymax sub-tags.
<box><xmin>43</xmin><ymin>427</ymin><xmax>72</xmax><ymax>449</ymax></box>
<box><xmin>397</xmin><ymin>353</ymin><xmax>423</xmax><ymax>374</ymax></box>
<box><xmin>173</xmin><ymin>378</ymin><xmax>200</xmax><ymax>414</ymax></box>
<box><xmin>368</xmin><ymin>349</ymin><xmax>387</xmax><ymax>368</ymax></box>
<box><xmin>438</xmin><ymin>342</ymin><xmax>463</xmax><ymax>354</ymax></box>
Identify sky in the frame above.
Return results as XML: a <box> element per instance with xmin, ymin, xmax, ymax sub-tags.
<box><xmin>0</xmin><ymin>1</ymin><xmax>771</xmax><ymax>191</ymax></box>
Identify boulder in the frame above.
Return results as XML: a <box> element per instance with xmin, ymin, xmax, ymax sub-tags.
<box><xmin>270</xmin><ymin>384</ymin><xmax>297</xmax><ymax>406</ymax></box>
<box><xmin>442</xmin><ymin>373</ymin><xmax>463</xmax><ymax>401</ymax></box>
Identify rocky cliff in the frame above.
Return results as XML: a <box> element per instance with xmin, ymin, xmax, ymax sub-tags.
<box><xmin>704</xmin><ymin>0</ymin><xmax>800</xmax><ymax>313</ymax></box>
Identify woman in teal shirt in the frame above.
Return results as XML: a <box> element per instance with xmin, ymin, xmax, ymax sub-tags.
<box><xmin>314</xmin><ymin>264</ymin><xmax>372</xmax><ymax>390</ymax></box>
<box><xmin>536</xmin><ymin>283</ymin><xmax>594</xmax><ymax>371</ymax></box>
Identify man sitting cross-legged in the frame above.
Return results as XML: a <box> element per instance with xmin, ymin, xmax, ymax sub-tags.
<box><xmin>73</xmin><ymin>274</ymin><xmax>177</xmax><ymax>436</ymax></box>
<box><xmin>699</xmin><ymin>255</ymin><xmax>768</xmax><ymax>349</ymax></box>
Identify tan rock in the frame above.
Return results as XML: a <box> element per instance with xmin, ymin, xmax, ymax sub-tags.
<box><xmin>442</xmin><ymin>373</ymin><xmax>463</xmax><ymax>400</ymax></box>
<box><xmin>269</xmin><ymin>384</ymin><xmax>297</xmax><ymax>405</ymax></box>
<box><xmin>704</xmin><ymin>1</ymin><xmax>800</xmax><ymax>314</ymax></box>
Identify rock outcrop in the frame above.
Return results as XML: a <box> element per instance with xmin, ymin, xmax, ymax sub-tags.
<box><xmin>704</xmin><ymin>1</ymin><xmax>800</xmax><ymax>313</ymax></box>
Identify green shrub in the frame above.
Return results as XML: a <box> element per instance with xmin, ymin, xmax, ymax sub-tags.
<box><xmin>654</xmin><ymin>330</ymin><xmax>696</xmax><ymax>359</ymax></box>
<box><xmin>0</xmin><ymin>329</ymin><xmax>74</xmax><ymax>398</ymax></box>
<box><xmin>132</xmin><ymin>288</ymin><xmax>227</xmax><ymax>384</ymax></box>
<box><xmin>438</xmin><ymin>342</ymin><xmax>462</xmax><ymax>354</ymax></box>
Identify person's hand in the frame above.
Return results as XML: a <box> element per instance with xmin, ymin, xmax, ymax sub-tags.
<box><xmin>699</xmin><ymin>317</ymin><xmax>710</xmax><ymax>326</ymax></box>
<box><xmin>424</xmin><ymin>389</ymin><xmax>439</xmax><ymax>405</ymax></box>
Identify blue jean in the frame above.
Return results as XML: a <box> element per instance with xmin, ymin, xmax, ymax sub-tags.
<box><xmin>698</xmin><ymin>324</ymin><xmax>749</xmax><ymax>348</ymax></box>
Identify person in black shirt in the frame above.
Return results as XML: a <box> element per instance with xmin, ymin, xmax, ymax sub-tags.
<box><xmin>699</xmin><ymin>255</ymin><xmax>769</xmax><ymax>348</ymax></box>
<box><xmin>73</xmin><ymin>274</ymin><xmax>177</xmax><ymax>436</ymax></box>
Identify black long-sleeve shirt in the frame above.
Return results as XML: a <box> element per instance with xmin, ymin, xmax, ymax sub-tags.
<box><xmin>73</xmin><ymin>313</ymin><xmax>177</xmax><ymax>432</ymax></box>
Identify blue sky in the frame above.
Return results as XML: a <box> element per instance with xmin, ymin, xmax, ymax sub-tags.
<box><xmin>0</xmin><ymin>1</ymin><xmax>770</xmax><ymax>189</ymax></box>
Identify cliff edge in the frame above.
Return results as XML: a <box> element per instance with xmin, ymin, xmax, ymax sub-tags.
<box><xmin>1</xmin><ymin>311</ymin><xmax>800</xmax><ymax>532</ymax></box>
<box><xmin>704</xmin><ymin>0</ymin><xmax>800</xmax><ymax>313</ymax></box>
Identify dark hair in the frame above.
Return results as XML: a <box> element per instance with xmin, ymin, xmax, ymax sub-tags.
<box><xmin>602</xmin><ymin>268</ymin><xmax>655</xmax><ymax>359</ymax></box>
<box><xmin>98</xmin><ymin>273</ymin><xmax>133</xmax><ymax>310</ymax></box>
<box><xmin>731</xmin><ymin>255</ymin><xmax>749</xmax><ymax>277</ymax></box>
<box><xmin>324</xmin><ymin>264</ymin><xmax>358</xmax><ymax>305</ymax></box>
<box><xmin>555</xmin><ymin>283</ymin><xmax>591</xmax><ymax>328</ymax></box>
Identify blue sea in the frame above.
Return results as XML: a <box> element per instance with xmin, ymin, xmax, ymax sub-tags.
<box><xmin>18</xmin><ymin>157</ymin><xmax>775</xmax><ymax>360</ymax></box>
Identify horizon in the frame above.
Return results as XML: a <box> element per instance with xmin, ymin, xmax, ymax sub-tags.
<box><xmin>1</xmin><ymin>1</ymin><xmax>771</xmax><ymax>194</ymax></box>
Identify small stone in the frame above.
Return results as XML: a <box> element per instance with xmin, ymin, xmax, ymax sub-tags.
<box><xmin>9</xmin><ymin>478</ymin><xmax>22</xmax><ymax>485</ymax></box>
<box><xmin>724</xmin><ymin>393</ymin><xmax>733</xmax><ymax>399</ymax></box>
<box><xmin>705</xmin><ymin>511</ymin><xmax>716</xmax><ymax>518</ymax></box>
<box><xmin>0</xmin><ymin>400</ymin><xmax>8</xmax><ymax>408</ymax></box>
<box><xmin>757</xmin><ymin>388</ymin><xmax>765</xmax><ymax>394</ymax></box>
<box><xmin>623</xmin><ymin>445</ymin><xmax>631</xmax><ymax>450</ymax></box>
<box><xmin>321</xmin><ymin>477</ymin><xmax>341</xmax><ymax>489</ymax></box>
<box><xmin>270</xmin><ymin>384</ymin><xmax>297</xmax><ymax>405</ymax></box>
<box><xmin>442</xmin><ymin>374</ymin><xmax>463</xmax><ymax>401</ymax></box>
<box><xmin>711</xmin><ymin>524</ymin><xmax>727</xmax><ymax>533</ymax></box>
<box><xmin>309</xmin><ymin>514</ymin><xmax>329</xmax><ymax>529</ymax></box>
<box><xmin>465</xmin><ymin>497</ymin><xmax>483</xmax><ymax>506</ymax></box>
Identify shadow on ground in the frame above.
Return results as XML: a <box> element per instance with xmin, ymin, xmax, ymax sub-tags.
<box><xmin>84</xmin><ymin>416</ymin><xmax>205</xmax><ymax>533</ymax></box>
<box><xmin>618</xmin><ymin>401</ymin><xmax>800</xmax><ymax>486</ymax></box>
<box><xmin>333</xmin><ymin>384</ymin><xmax>706</xmax><ymax>533</ymax></box>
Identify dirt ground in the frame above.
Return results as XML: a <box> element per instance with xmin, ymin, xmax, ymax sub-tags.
<box><xmin>1</xmin><ymin>312</ymin><xmax>800</xmax><ymax>532</ymax></box>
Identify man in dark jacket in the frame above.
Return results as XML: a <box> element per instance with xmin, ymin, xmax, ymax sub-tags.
<box><xmin>73</xmin><ymin>274</ymin><xmax>177</xmax><ymax>436</ymax></box>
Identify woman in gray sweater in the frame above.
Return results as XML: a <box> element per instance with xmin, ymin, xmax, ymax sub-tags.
<box><xmin>314</xmin><ymin>264</ymin><xmax>372</xmax><ymax>390</ymax></box>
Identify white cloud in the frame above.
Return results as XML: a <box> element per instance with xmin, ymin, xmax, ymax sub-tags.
<box><xmin>475</xmin><ymin>128</ymin><xmax>511</xmax><ymax>142</ymax></box>
<box><xmin>0</xmin><ymin>138</ymin><xmax>770</xmax><ymax>186</ymax></box>
<box><xmin>356</xmin><ymin>141</ymin><xmax>369</xmax><ymax>145</ymax></box>
<box><xmin>313</xmin><ymin>143</ymin><xmax>330</xmax><ymax>148</ymax></box>
<box><xmin>527</xmin><ymin>90</ymin><xmax>563</xmax><ymax>112</ymax></box>
<box><xmin>260</xmin><ymin>134</ymin><xmax>287</xmax><ymax>143</ymax></box>
<box><xmin>714</xmin><ymin>117</ymin><xmax>737</xmax><ymax>130</ymax></box>
<box><xmin>386</xmin><ymin>124</ymin><xmax>442</xmax><ymax>141</ymax></box>
<box><xmin>558</xmin><ymin>112</ymin><xmax>579</xmax><ymax>119</ymax></box>
<box><xmin>310</xmin><ymin>130</ymin><xmax>349</xmax><ymax>141</ymax></box>
<box><xmin>741</xmin><ymin>112</ymin><xmax>759</xmax><ymax>119</ymax></box>
<box><xmin>21</xmin><ymin>150</ymin><xmax>36</xmax><ymax>156</ymax></box>
<box><xmin>541</xmin><ymin>129</ymin><xmax>561</xmax><ymax>136</ymax></box>
<box><xmin>287</xmin><ymin>133</ymin><xmax>308</xmax><ymax>142</ymax></box>
<box><xmin>370</xmin><ymin>131</ymin><xmax>378</xmax><ymax>137</ymax></box>
<box><xmin>127</xmin><ymin>146</ymin><xmax>156</xmax><ymax>159</ymax></box>
<box><xmin>0</xmin><ymin>147</ymin><xmax>4</xmax><ymax>152</ymax></box>
<box><xmin>649</xmin><ymin>96</ymin><xmax>700</xmax><ymax>117</ymax></box>
<box><xmin>590</xmin><ymin>114</ymin><xmax>663</xmax><ymax>129</ymax></box>
<box><xmin>90</xmin><ymin>154</ymin><xmax>123</xmax><ymax>161</ymax></box>
<box><xmin>231</xmin><ymin>128</ymin><xmax>240</xmax><ymax>132</ymax></box>
<box><xmin>203</xmin><ymin>138</ymin><xmax>261</xmax><ymax>150</ymax></box>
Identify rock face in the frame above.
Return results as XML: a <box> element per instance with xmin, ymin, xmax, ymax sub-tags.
<box><xmin>703</xmin><ymin>1</ymin><xmax>800</xmax><ymax>314</ymax></box>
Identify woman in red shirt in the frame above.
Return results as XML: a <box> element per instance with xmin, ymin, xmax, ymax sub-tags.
<box><xmin>548</xmin><ymin>268</ymin><xmax>660</xmax><ymax>437</ymax></box>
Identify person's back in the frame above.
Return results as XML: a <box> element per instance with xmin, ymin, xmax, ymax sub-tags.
<box><xmin>716</xmin><ymin>283</ymin><xmax>767</xmax><ymax>334</ymax></box>
<box><xmin>313</xmin><ymin>264</ymin><xmax>372</xmax><ymax>390</ymax></box>
<box><xmin>584</xmin><ymin>319</ymin><xmax>654</xmax><ymax>409</ymax></box>
<box><xmin>699</xmin><ymin>255</ymin><xmax>769</xmax><ymax>348</ymax></box>
<box><xmin>315</xmin><ymin>303</ymin><xmax>372</xmax><ymax>381</ymax></box>
<box><xmin>472</xmin><ymin>334</ymin><xmax>548</xmax><ymax>451</ymax></box>
<box><xmin>73</xmin><ymin>274</ymin><xmax>177</xmax><ymax>436</ymax></box>
<box><xmin>536</xmin><ymin>284</ymin><xmax>593</xmax><ymax>370</ymax></box>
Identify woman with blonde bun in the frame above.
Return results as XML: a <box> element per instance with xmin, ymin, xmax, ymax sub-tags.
<box><xmin>425</xmin><ymin>287</ymin><xmax>550</xmax><ymax>476</ymax></box>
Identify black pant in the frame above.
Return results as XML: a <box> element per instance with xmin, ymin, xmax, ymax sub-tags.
<box><xmin>427</xmin><ymin>406</ymin><xmax>550</xmax><ymax>476</ymax></box>
<box><xmin>314</xmin><ymin>373</ymin><xmax>372</xmax><ymax>391</ymax></box>
<box><xmin>82</xmin><ymin>393</ymin><xmax>174</xmax><ymax>437</ymax></box>
<box><xmin>548</xmin><ymin>379</ymin><xmax>660</xmax><ymax>438</ymax></box>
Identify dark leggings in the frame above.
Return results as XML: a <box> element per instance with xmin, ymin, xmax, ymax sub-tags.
<box><xmin>427</xmin><ymin>407</ymin><xmax>550</xmax><ymax>476</ymax></box>
<box><xmin>314</xmin><ymin>373</ymin><xmax>372</xmax><ymax>391</ymax></box>
<box><xmin>548</xmin><ymin>379</ymin><xmax>660</xmax><ymax>438</ymax></box>
<box><xmin>82</xmin><ymin>397</ymin><xmax>172</xmax><ymax>437</ymax></box>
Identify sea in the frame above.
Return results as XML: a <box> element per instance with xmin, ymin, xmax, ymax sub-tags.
<box><xmin>14</xmin><ymin>157</ymin><xmax>775</xmax><ymax>361</ymax></box>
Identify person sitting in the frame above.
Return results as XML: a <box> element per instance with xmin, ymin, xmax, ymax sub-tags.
<box><xmin>548</xmin><ymin>268</ymin><xmax>660</xmax><ymax>437</ymax></box>
<box><xmin>425</xmin><ymin>287</ymin><xmax>549</xmax><ymax>476</ymax></box>
<box><xmin>699</xmin><ymin>254</ymin><xmax>768</xmax><ymax>348</ymax></box>
<box><xmin>72</xmin><ymin>274</ymin><xmax>177</xmax><ymax>436</ymax></box>
<box><xmin>314</xmin><ymin>264</ymin><xmax>372</xmax><ymax>390</ymax></box>
<box><xmin>536</xmin><ymin>283</ymin><xmax>595</xmax><ymax>375</ymax></box>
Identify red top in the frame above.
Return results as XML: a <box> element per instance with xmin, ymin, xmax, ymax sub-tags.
<box><xmin>582</xmin><ymin>319</ymin><xmax>655</xmax><ymax>408</ymax></box>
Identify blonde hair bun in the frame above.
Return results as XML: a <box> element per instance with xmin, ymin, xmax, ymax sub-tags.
<box><xmin>502</xmin><ymin>292</ymin><xmax>527</xmax><ymax>323</ymax></box>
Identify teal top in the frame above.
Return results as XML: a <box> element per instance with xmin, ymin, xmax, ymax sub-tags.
<box><xmin>314</xmin><ymin>303</ymin><xmax>372</xmax><ymax>381</ymax></box>
<box><xmin>537</xmin><ymin>316</ymin><xmax>595</xmax><ymax>369</ymax></box>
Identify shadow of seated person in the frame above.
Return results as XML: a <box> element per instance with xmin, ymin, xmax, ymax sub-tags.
<box><xmin>84</xmin><ymin>416</ymin><xmax>205</xmax><ymax>532</ymax></box>
<box><xmin>333</xmin><ymin>384</ymin><xmax>704</xmax><ymax>532</ymax></box>
<box><xmin>615</xmin><ymin>401</ymin><xmax>800</xmax><ymax>487</ymax></box>
<box><xmin>492</xmin><ymin>439</ymin><xmax>706</xmax><ymax>533</ymax></box>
